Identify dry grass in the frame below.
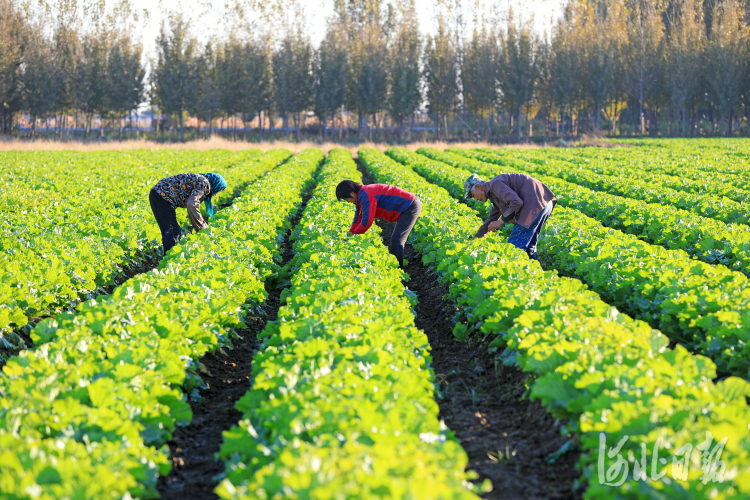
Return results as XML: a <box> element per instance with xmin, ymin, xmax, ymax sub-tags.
<box><xmin>0</xmin><ymin>135</ymin><xmax>546</xmax><ymax>153</ymax></box>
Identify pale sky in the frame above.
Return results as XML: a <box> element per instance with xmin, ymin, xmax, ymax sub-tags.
<box><xmin>128</xmin><ymin>0</ymin><xmax>563</xmax><ymax>60</ymax></box>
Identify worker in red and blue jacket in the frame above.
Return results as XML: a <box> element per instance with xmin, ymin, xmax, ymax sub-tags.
<box><xmin>336</xmin><ymin>180</ymin><xmax>422</xmax><ymax>268</ymax></box>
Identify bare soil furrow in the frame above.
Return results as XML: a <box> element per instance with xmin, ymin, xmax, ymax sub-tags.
<box><xmin>156</xmin><ymin>188</ymin><xmax>312</xmax><ymax>500</ymax></box>
<box><xmin>359</xmin><ymin>160</ymin><xmax>582</xmax><ymax>499</ymax></box>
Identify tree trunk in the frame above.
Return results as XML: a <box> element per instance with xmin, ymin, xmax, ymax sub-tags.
<box><xmin>691</xmin><ymin>103</ymin><xmax>696</xmax><ymax>137</ymax></box>
<box><xmin>517</xmin><ymin>105</ymin><xmax>522</xmax><ymax>142</ymax></box>
<box><xmin>259</xmin><ymin>110</ymin><xmax>263</xmax><ymax>141</ymax></box>
<box><xmin>45</xmin><ymin>114</ymin><xmax>50</xmax><ymax>140</ymax></box>
<box><xmin>296</xmin><ymin>112</ymin><xmax>301</xmax><ymax>142</ymax></box>
<box><xmin>180</xmin><ymin>108</ymin><xmax>185</xmax><ymax>142</ymax></box>
<box><xmin>323</xmin><ymin>110</ymin><xmax>328</xmax><ymax>141</ymax></box>
<box><xmin>285</xmin><ymin>112</ymin><xmax>289</xmax><ymax>141</ymax></box>
<box><xmin>561</xmin><ymin>110</ymin><xmax>566</xmax><ymax>137</ymax></box>
<box><xmin>729</xmin><ymin>109</ymin><xmax>734</xmax><ymax>136</ymax></box>
<box><xmin>639</xmin><ymin>84</ymin><xmax>644</xmax><ymax>136</ymax></box>
<box><xmin>682</xmin><ymin>104</ymin><xmax>686</xmax><ymax>137</ymax></box>
<box><xmin>595</xmin><ymin>103</ymin><xmax>601</xmax><ymax>135</ymax></box>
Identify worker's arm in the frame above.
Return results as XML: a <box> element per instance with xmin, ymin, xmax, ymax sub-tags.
<box><xmin>350</xmin><ymin>190</ymin><xmax>377</xmax><ymax>234</ymax></box>
<box><xmin>187</xmin><ymin>182</ymin><xmax>209</xmax><ymax>231</ymax></box>
<box><xmin>474</xmin><ymin>204</ymin><xmax>501</xmax><ymax>238</ymax></box>
<box><xmin>348</xmin><ymin>203</ymin><xmax>362</xmax><ymax>233</ymax></box>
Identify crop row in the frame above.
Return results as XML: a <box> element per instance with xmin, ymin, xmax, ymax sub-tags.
<box><xmin>216</xmin><ymin>148</ymin><xmax>483</xmax><ymax>499</ymax></box>
<box><xmin>502</xmin><ymin>145</ymin><xmax>750</xmax><ymax>205</ymax></box>
<box><xmin>423</xmin><ymin>148</ymin><xmax>750</xmax><ymax>274</ymax></box>
<box><xmin>362</xmin><ymin>147</ymin><xmax>750</xmax><ymax>499</ymax></box>
<box><xmin>2</xmin><ymin>149</ymin><xmax>212</xmax><ymax>212</ymax></box>
<box><xmin>421</xmin><ymin>147</ymin><xmax>750</xmax><ymax>275</ymax></box>
<box><xmin>392</xmin><ymin>147</ymin><xmax>750</xmax><ymax>379</ymax></box>
<box><xmin>0</xmin><ymin>149</ymin><xmax>320</xmax><ymax>499</ymax></box>
<box><xmin>607</xmin><ymin>139</ymin><xmax>750</xmax><ymax>186</ymax></box>
<box><xmin>0</xmin><ymin>149</ymin><xmax>268</xmax><ymax>349</ymax></box>
<box><xmin>455</xmin><ymin>147</ymin><xmax>750</xmax><ymax>228</ymax></box>
<box><xmin>565</xmin><ymin>140</ymin><xmax>750</xmax><ymax>191</ymax></box>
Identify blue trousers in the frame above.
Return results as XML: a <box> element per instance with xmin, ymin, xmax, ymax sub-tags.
<box><xmin>507</xmin><ymin>201</ymin><xmax>554</xmax><ymax>260</ymax></box>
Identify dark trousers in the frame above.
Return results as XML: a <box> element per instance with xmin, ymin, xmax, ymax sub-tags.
<box><xmin>149</xmin><ymin>189</ymin><xmax>182</xmax><ymax>253</ymax></box>
<box><xmin>507</xmin><ymin>200</ymin><xmax>554</xmax><ymax>260</ymax></box>
<box><xmin>390</xmin><ymin>197</ymin><xmax>422</xmax><ymax>268</ymax></box>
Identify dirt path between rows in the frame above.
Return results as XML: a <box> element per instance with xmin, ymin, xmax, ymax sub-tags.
<box><xmin>379</xmin><ymin>220</ymin><xmax>582</xmax><ymax>499</ymax></box>
<box><xmin>359</xmin><ymin>164</ymin><xmax>582</xmax><ymax>499</ymax></box>
<box><xmin>156</xmin><ymin>188</ymin><xmax>312</xmax><ymax>500</ymax></box>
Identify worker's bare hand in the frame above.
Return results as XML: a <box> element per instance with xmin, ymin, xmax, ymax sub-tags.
<box><xmin>488</xmin><ymin>220</ymin><xmax>504</xmax><ymax>232</ymax></box>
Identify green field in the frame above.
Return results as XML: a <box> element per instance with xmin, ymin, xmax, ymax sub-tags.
<box><xmin>2</xmin><ymin>139</ymin><xmax>750</xmax><ymax>499</ymax></box>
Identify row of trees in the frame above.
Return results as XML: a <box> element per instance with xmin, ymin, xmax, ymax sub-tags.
<box><xmin>2</xmin><ymin>0</ymin><xmax>750</xmax><ymax>141</ymax></box>
<box><xmin>0</xmin><ymin>0</ymin><xmax>144</xmax><ymax>137</ymax></box>
<box><xmin>548</xmin><ymin>0</ymin><xmax>750</xmax><ymax>138</ymax></box>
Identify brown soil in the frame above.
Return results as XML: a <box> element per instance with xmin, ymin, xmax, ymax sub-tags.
<box><xmin>156</xmin><ymin>188</ymin><xmax>310</xmax><ymax>500</ymax></box>
<box><xmin>378</xmin><ymin>221</ymin><xmax>582</xmax><ymax>499</ymax></box>
<box><xmin>155</xmin><ymin>303</ymin><xmax>273</xmax><ymax>500</ymax></box>
<box><xmin>359</xmin><ymin>163</ymin><xmax>582</xmax><ymax>499</ymax></box>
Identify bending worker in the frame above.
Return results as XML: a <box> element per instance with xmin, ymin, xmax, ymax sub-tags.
<box><xmin>464</xmin><ymin>172</ymin><xmax>556</xmax><ymax>260</ymax></box>
<box><xmin>336</xmin><ymin>180</ymin><xmax>422</xmax><ymax>268</ymax></box>
<box><xmin>149</xmin><ymin>172</ymin><xmax>227</xmax><ymax>252</ymax></box>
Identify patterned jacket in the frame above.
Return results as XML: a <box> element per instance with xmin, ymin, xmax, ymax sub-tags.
<box><xmin>153</xmin><ymin>173</ymin><xmax>211</xmax><ymax>230</ymax></box>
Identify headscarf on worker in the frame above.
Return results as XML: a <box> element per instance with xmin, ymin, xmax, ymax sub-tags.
<box><xmin>200</xmin><ymin>172</ymin><xmax>227</xmax><ymax>218</ymax></box>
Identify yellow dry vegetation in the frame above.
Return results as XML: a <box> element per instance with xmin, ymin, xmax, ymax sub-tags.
<box><xmin>0</xmin><ymin>136</ymin><xmax>541</xmax><ymax>153</ymax></box>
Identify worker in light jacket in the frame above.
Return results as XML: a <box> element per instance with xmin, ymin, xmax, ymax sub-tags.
<box><xmin>464</xmin><ymin>173</ymin><xmax>556</xmax><ymax>260</ymax></box>
<box><xmin>149</xmin><ymin>172</ymin><xmax>227</xmax><ymax>253</ymax></box>
<box><xmin>336</xmin><ymin>180</ymin><xmax>422</xmax><ymax>268</ymax></box>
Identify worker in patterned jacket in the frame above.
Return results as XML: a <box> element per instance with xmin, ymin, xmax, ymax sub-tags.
<box><xmin>464</xmin><ymin>173</ymin><xmax>556</xmax><ymax>260</ymax></box>
<box><xmin>149</xmin><ymin>172</ymin><xmax>227</xmax><ymax>253</ymax></box>
<box><xmin>336</xmin><ymin>180</ymin><xmax>422</xmax><ymax>268</ymax></box>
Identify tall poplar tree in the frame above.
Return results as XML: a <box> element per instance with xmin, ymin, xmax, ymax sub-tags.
<box><xmin>152</xmin><ymin>12</ymin><xmax>198</xmax><ymax>141</ymax></box>
<box><xmin>387</xmin><ymin>0</ymin><xmax>421</xmax><ymax>142</ymax></box>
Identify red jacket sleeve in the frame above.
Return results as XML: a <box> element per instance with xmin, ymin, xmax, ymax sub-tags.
<box><xmin>349</xmin><ymin>188</ymin><xmax>376</xmax><ymax>234</ymax></box>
